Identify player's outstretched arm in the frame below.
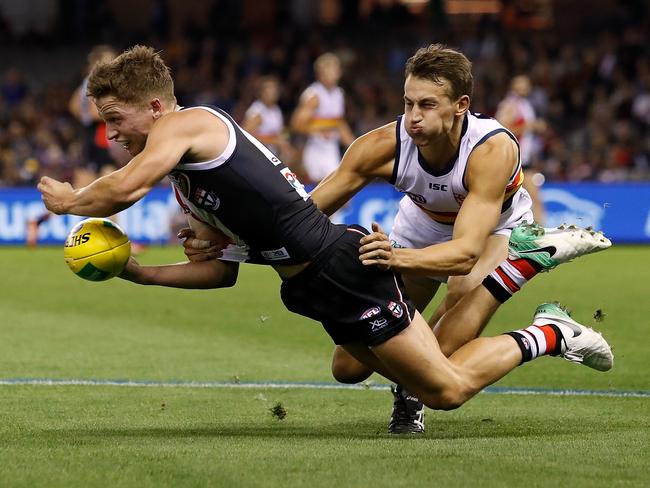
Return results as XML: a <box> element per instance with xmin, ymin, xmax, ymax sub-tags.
<box><xmin>120</xmin><ymin>212</ymin><xmax>239</xmax><ymax>288</ymax></box>
<box><xmin>119</xmin><ymin>257</ymin><xmax>239</xmax><ymax>289</ymax></box>
<box><xmin>38</xmin><ymin>110</ymin><xmax>221</xmax><ymax>217</ymax></box>
<box><xmin>360</xmin><ymin>133</ymin><xmax>516</xmax><ymax>275</ymax></box>
<box><xmin>310</xmin><ymin>122</ymin><xmax>396</xmax><ymax>216</ymax></box>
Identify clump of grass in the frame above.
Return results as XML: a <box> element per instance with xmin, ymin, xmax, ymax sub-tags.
<box><xmin>270</xmin><ymin>402</ymin><xmax>287</xmax><ymax>420</ymax></box>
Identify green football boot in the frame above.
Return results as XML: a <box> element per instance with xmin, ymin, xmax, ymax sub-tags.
<box><xmin>509</xmin><ymin>221</ymin><xmax>611</xmax><ymax>271</ymax></box>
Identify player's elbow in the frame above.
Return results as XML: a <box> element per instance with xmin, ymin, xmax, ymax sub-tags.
<box><xmin>218</xmin><ymin>261</ymin><xmax>239</xmax><ymax>288</ymax></box>
<box><xmin>455</xmin><ymin>245</ymin><xmax>481</xmax><ymax>275</ymax></box>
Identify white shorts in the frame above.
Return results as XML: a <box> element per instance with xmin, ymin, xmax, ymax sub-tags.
<box><xmin>389</xmin><ymin>190</ymin><xmax>534</xmax><ymax>282</ymax></box>
<box><xmin>302</xmin><ymin>138</ymin><xmax>341</xmax><ymax>183</ymax></box>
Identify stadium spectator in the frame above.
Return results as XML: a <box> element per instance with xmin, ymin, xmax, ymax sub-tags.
<box><xmin>242</xmin><ymin>76</ymin><xmax>295</xmax><ymax>163</ymax></box>
<box><xmin>496</xmin><ymin>75</ymin><xmax>547</xmax><ymax>224</ymax></box>
<box><xmin>0</xmin><ymin>1</ymin><xmax>648</xmax><ymax>188</ymax></box>
<box><xmin>290</xmin><ymin>52</ymin><xmax>355</xmax><ymax>184</ymax></box>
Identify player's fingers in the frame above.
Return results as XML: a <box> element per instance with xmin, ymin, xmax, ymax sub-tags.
<box><xmin>37</xmin><ymin>177</ymin><xmax>51</xmax><ymax>192</ymax></box>
<box><xmin>360</xmin><ymin>257</ymin><xmax>390</xmax><ymax>271</ymax></box>
<box><xmin>186</xmin><ymin>251</ymin><xmax>222</xmax><ymax>262</ymax></box>
<box><xmin>371</xmin><ymin>221</ymin><xmax>387</xmax><ymax>236</ymax></box>
<box><xmin>359</xmin><ymin>239</ymin><xmax>392</xmax><ymax>255</ymax></box>
<box><xmin>176</xmin><ymin>227</ymin><xmax>195</xmax><ymax>240</ymax></box>
<box><xmin>182</xmin><ymin>237</ymin><xmax>215</xmax><ymax>250</ymax></box>
<box><xmin>359</xmin><ymin>232</ymin><xmax>389</xmax><ymax>246</ymax></box>
<box><xmin>359</xmin><ymin>247</ymin><xmax>391</xmax><ymax>263</ymax></box>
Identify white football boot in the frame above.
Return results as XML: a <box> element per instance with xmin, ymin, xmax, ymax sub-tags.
<box><xmin>508</xmin><ymin>221</ymin><xmax>611</xmax><ymax>270</ymax></box>
<box><xmin>532</xmin><ymin>302</ymin><xmax>613</xmax><ymax>371</ymax></box>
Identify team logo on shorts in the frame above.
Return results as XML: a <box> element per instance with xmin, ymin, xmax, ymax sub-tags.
<box><xmin>360</xmin><ymin>306</ymin><xmax>381</xmax><ymax>320</ymax></box>
<box><xmin>387</xmin><ymin>301</ymin><xmax>403</xmax><ymax>318</ymax></box>
<box><xmin>194</xmin><ymin>187</ymin><xmax>220</xmax><ymax>211</ymax></box>
<box><xmin>370</xmin><ymin>318</ymin><xmax>388</xmax><ymax>331</ymax></box>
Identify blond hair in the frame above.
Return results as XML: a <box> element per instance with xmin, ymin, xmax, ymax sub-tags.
<box><xmin>87</xmin><ymin>45</ymin><xmax>175</xmax><ymax>106</ymax></box>
<box><xmin>314</xmin><ymin>52</ymin><xmax>340</xmax><ymax>72</ymax></box>
<box><xmin>405</xmin><ymin>44</ymin><xmax>473</xmax><ymax>100</ymax></box>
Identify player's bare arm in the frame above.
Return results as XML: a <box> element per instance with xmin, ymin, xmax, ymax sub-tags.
<box><xmin>360</xmin><ymin>132</ymin><xmax>517</xmax><ymax>275</ymax></box>
<box><xmin>120</xmin><ymin>256</ymin><xmax>239</xmax><ymax>289</ymax></box>
<box><xmin>38</xmin><ymin>109</ymin><xmax>228</xmax><ymax>217</ymax></box>
<box><xmin>310</xmin><ymin>122</ymin><xmax>397</xmax><ymax>216</ymax></box>
<box><xmin>120</xmin><ymin>213</ymin><xmax>239</xmax><ymax>288</ymax></box>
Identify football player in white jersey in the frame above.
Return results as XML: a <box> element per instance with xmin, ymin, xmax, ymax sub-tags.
<box><xmin>290</xmin><ymin>53</ymin><xmax>355</xmax><ymax>183</ymax></box>
<box><xmin>242</xmin><ymin>76</ymin><xmax>294</xmax><ymax>161</ymax></box>
<box><xmin>306</xmin><ymin>45</ymin><xmax>610</xmax><ymax>433</ymax></box>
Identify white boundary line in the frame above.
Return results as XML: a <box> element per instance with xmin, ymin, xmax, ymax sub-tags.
<box><xmin>1</xmin><ymin>378</ymin><xmax>648</xmax><ymax>398</ymax></box>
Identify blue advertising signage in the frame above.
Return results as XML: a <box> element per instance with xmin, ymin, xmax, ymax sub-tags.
<box><xmin>1</xmin><ymin>182</ymin><xmax>648</xmax><ymax>245</ymax></box>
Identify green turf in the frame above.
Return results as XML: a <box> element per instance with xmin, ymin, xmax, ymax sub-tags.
<box><xmin>0</xmin><ymin>246</ymin><xmax>648</xmax><ymax>487</ymax></box>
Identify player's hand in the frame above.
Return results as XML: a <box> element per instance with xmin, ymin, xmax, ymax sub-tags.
<box><xmin>178</xmin><ymin>228</ymin><xmax>223</xmax><ymax>262</ymax></box>
<box><xmin>37</xmin><ymin>176</ymin><xmax>74</xmax><ymax>214</ymax></box>
<box><xmin>359</xmin><ymin>222</ymin><xmax>394</xmax><ymax>271</ymax></box>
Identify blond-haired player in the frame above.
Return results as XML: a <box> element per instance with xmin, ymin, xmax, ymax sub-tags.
<box><xmin>291</xmin><ymin>53</ymin><xmax>355</xmax><ymax>183</ymax></box>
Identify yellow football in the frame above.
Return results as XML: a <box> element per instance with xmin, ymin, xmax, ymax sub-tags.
<box><xmin>63</xmin><ymin>218</ymin><xmax>131</xmax><ymax>281</ymax></box>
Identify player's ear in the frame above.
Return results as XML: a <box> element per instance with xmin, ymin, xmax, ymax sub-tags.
<box><xmin>456</xmin><ymin>95</ymin><xmax>470</xmax><ymax>116</ymax></box>
<box><xmin>150</xmin><ymin>98</ymin><xmax>163</xmax><ymax>119</ymax></box>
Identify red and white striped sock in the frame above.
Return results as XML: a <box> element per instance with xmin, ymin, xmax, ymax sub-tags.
<box><xmin>482</xmin><ymin>257</ymin><xmax>543</xmax><ymax>303</ymax></box>
<box><xmin>505</xmin><ymin>323</ymin><xmax>564</xmax><ymax>363</ymax></box>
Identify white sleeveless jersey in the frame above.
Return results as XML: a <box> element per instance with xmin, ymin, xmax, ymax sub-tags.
<box><xmin>302</xmin><ymin>82</ymin><xmax>345</xmax><ymax>142</ymax></box>
<box><xmin>245</xmin><ymin>100</ymin><xmax>284</xmax><ymax>141</ymax></box>
<box><xmin>391</xmin><ymin>112</ymin><xmax>524</xmax><ymax>225</ymax></box>
<box><xmin>300</xmin><ymin>82</ymin><xmax>346</xmax><ymax>181</ymax></box>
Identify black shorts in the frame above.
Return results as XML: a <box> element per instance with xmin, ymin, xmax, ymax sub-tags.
<box><xmin>280</xmin><ymin>225</ymin><xmax>416</xmax><ymax>346</ymax></box>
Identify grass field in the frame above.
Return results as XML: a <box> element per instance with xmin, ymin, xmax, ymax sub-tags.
<box><xmin>1</xmin><ymin>245</ymin><xmax>649</xmax><ymax>487</ymax></box>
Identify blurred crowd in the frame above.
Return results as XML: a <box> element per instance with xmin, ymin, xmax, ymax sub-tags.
<box><xmin>0</xmin><ymin>0</ymin><xmax>648</xmax><ymax>187</ymax></box>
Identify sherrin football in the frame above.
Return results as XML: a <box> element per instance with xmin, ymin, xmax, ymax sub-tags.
<box><xmin>64</xmin><ymin>218</ymin><xmax>131</xmax><ymax>281</ymax></box>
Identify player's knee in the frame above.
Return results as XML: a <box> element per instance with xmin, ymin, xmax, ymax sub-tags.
<box><xmin>442</xmin><ymin>288</ymin><xmax>465</xmax><ymax>311</ymax></box>
<box><xmin>331</xmin><ymin>359</ymin><xmax>372</xmax><ymax>384</ymax></box>
<box><xmin>437</xmin><ymin>337</ymin><xmax>463</xmax><ymax>358</ymax></box>
<box><xmin>445</xmin><ymin>279</ymin><xmax>476</xmax><ymax>309</ymax></box>
<box><xmin>421</xmin><ymin>385</ymin><xmax>470</xmax><ymax>411</ymax></box>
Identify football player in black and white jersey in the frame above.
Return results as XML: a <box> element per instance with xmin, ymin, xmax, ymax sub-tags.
<box><xmin>39</xmin><ymin>46</ymin><xmax>613</xmax><ymax>434</ymax></box>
